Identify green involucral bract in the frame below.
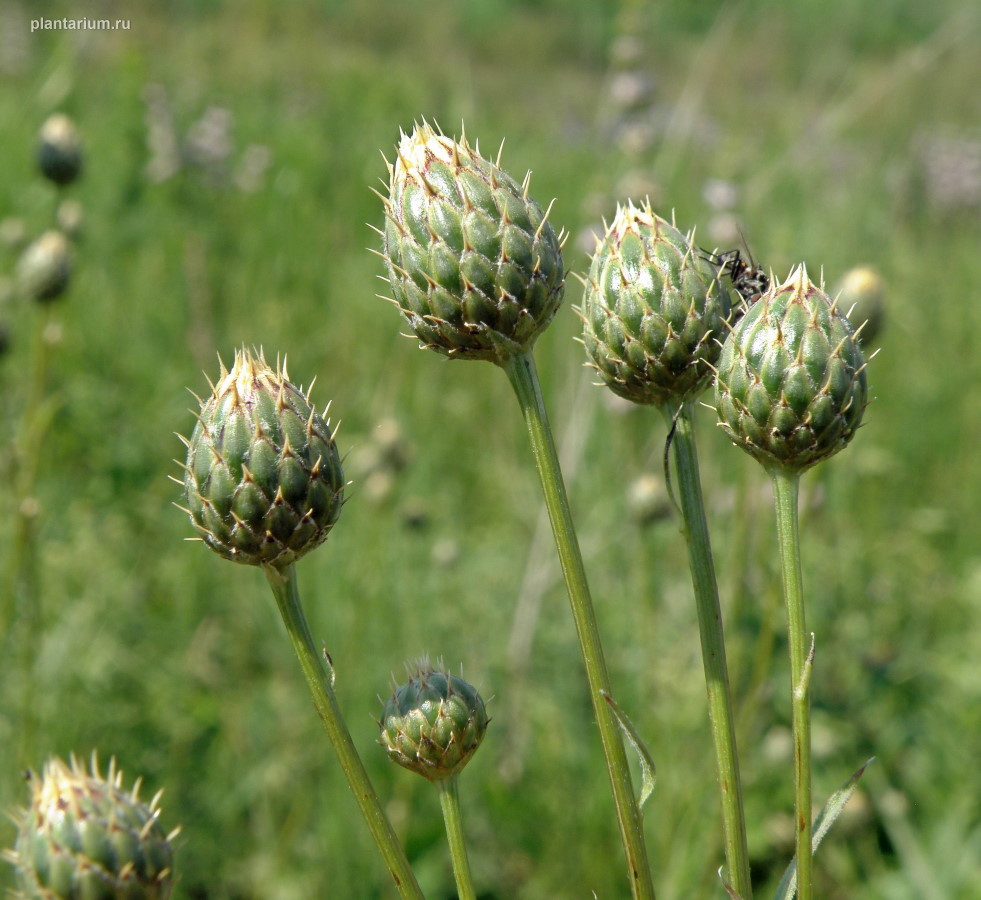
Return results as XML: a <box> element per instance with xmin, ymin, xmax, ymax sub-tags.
<box><xmin>380</xmin><ymin>662</ymin><xmax>489</xmax><ymax>782</ymax></box>
<box><xmin>8</xmin><ymin>756</ymin><xmax>177</xmax><ymax>900</ymax></box>
<box><xmin>381</xmin><ymin>121</ymin><xmax>565</xmax><ymax>364</ymax></box>
<box><xmin>714</xmin><ymin>265</ymin><xmax>868</xmax><ymax>472</ymax></box>
<box><xmin>182</xmin><ymin>348</ymin><xmax>345</xmax><ymax>568</ymax></box>
<box><xmin>581</xmin><ymin>201</ymin><xmax>732</xmax><ymax>407</ymax></box>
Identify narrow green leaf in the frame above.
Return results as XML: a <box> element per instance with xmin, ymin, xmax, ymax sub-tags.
<box><xmin>774</xmin><ymin>758</ymin><xmax>876</xmax><ymax>900</ymax></box>
<box><xmin>719</xmin><ymin>866</ymin><xmax>745</xmax><ymax>899</ymax></box>
<box><xmin>600</xmin><ymin>690</ymin><xmax>656</xmax><ymax>813</ymax></box>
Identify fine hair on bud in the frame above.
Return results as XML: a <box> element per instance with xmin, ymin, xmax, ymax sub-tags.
<box><xmin>179</xmin><ymin>347</ymin><xmax>345</xmax><ymax>568</ymax></box>
<box><xmin>379</xmin><ymin>120</ymin><xmax>566</xmax><ymax>364</ymax></box>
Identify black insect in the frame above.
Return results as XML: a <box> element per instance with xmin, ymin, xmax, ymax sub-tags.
<box><xmin>702</xmin><ymin>247</ymin><xmax>769</xmax><ymax>306</ymax></box>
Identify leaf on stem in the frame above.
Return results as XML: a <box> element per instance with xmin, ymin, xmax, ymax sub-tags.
<box><xmin>719</xmin><ymin>866</ymin><xmax>746</xmax><ymax>899</ymax></box>
<box><xmin>773</xmin><ymin>757</ymin><xmax>876</xmax><ymax>900</ymax></box>
<box><xmin>600</xmin><ymin>690</ymin><xmax>656</xmax><ymax>813</ymax></box>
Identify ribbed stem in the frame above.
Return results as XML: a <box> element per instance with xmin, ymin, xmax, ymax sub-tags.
<box><xmin>502</xmin><ymin>351</ymin><xmax>656</xmax><ymax>900</ymax></box>
<box><xmin>263</xmin><ymin>563</ymin><xmax>425</xmax><ymax>900</ymax></box>
<box><xmin>437</xmin><ymin>777</ymin><xmax>476</xmax><ymax>900</ymax></box>
<box><xmin>768</xmin><ymin>469</ymin><xmax>813</xmax><ymax>900</ymax></box>
<box><xmin>667</xmin><ymin>401</ymin><xmax>752</xmax><ymax>897</ymax></box>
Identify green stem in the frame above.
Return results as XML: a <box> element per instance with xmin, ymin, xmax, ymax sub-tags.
<box><xmin>437</xmin><ymin>777</ymin><xmax>476</xmax><ymax>900</ymax></box>
<box><xmin>263</xmin><ymin>563</ymin><xmax>425</xmax><ymax>900</ymax></box>
<box><xmin>502</xmin><ymin>351</ymin><xmax>656</xmax><ymax>900</ymax></box>
<box><xmin>768</xmin><ymin>469</ymin><xmax>813</xmax><ymax>900</ymax></box>
<box><xmin>6</xmin><ymin>305</ymin><xmax>58</xmax><ymax>765</ymax></box>
<box><xmin>667</xmin><ymin>401</ymin><xmax>752</xmax><ymax>898</ymax></box>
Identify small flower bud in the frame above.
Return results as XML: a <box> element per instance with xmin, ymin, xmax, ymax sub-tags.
<box><xmin>380</xmin><ymin>660</ymin><xmax>489</xmax><ymax>782</ymax></box>
<box><xmin>16</xmin><ymin>231</ymin><xmax>72</xmax><ymax>303</ymax></box>
<box><xmin>37</xmin><ymin>114</ymin><xmax>83</xmax><ymax>186</ymax></box>
<box><xmin>834</xmin><ymin>265</ymin><xmax>886</xmax><ymax>346</ymax></box>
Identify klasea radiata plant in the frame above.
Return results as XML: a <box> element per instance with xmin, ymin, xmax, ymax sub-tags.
<box><xmin>714</xmin><ymin>265</ymin><xmax>869</xmax><ymax>899</ymax></box>
<box><xmin>177</xmin><ymin>348</ymin><xmax>424</xmax><ymax>899</ymax></box>
<box><xmin>377</xmin><ymin>121</ymin><xmax>656</xmax><ymax>900</ymax></box>
<box><xmin>580</xmin><ymin>200</ymin><xmax>752</xmax><ymax>897</ymax></box>
<box><xmin>381</xmin><ymin>659</ymin><xmax>490</xmax><ymax>900</ymax></box>
<box><xmin>5</xmin><ymin>755</ymin><xmax>178</xmax><ymax>900</ymax></box>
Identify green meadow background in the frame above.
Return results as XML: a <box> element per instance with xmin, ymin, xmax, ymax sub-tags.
<box><xmin>2</xmin><ymin>1</ymin><xmax>980</xmax><ymax>897</ymax></box>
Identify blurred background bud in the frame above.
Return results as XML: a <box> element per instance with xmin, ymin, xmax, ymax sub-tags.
<box><xmin>16</xmin><ymin>230</ymin><xmax>72</xmax><ymax>303</ymax></box>
<box><xmin>37</xmin><ymin>113</ymin><xmax>83</xmax><ymax>187</ymax></box>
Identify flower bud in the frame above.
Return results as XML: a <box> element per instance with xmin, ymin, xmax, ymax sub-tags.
<box><xmin>380</xmin><ymin>660</ymin><xmax>489</xmax><ymax>782</ymax></box>
<box><xmin>180</xmin><ymin>348</ymin><xmax>345</xmax><ymax>568</ymax></box>
<box><xmin>16</xmin><ymin>231</ymin><xmax>72</xmax><ymax>303</ymax></box>
<box><xmin>6</xmin><ymin>755</ymin><xmax>177</xmax><ymax>900</ymax></box>
<box><xmin>37</xmin><ymin>114</ymin><xmax>83</xmax><ymax>186</ymax></box>
<box><xmin>834</xmin><ymin>265</ymin><xmax>885</xmax><ymax>346</ymax></box>
<box><xmin>714</xmin><ymin>265</ymin><xmax>868</xmax><ymax>473</ymax></box>
<box><xmin>580</xmin><ymin>201</ymin><xmax>732</xmax><ymax>407</ymax></box>
<box><xmin>380</xmin><ymin>121</ymin><xmax>565</xmax><ymax>364</ymax></box>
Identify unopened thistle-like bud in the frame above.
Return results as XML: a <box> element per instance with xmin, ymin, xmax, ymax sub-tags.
<box><xmin>834</xmin><ymin>265</ymin><xmax>886</xmax><ymax>346</ymax></box>
<box><xmin>714</xmin><ymin>265</ymin><xmax>869</xmax><ymax>473</ymax></box>
<box><xmin>580</xmin><ymin>201</ymin><xmax>732</xmax><ymax>407</ymax></box>
<box><xmin>5</xmin><ymin>755</ymin><xmax>178</xmax><ymax>900</ymax></box>
<box><xmin>179</xmin><ymin>348</ymin><xmax>345</xmax><ymax>568</ymax></box>
<box><xmin>16</xmin><ymin>231</ymin><xmax>72</xmax><ymax>303</ymax></box>
<box><xmin>379</xmin><ymin>121</ymin><xmax>565</xmax><ymax>364</ymax></box>
<box><xmin>37</xmin><ymin>114</ymin><xmax>83</xmax><ymax>187</ymax></box>
<box><xmin>380</xmin><ymin>660</ymin><xmax>489</xmax><ymax>783</ymax></box>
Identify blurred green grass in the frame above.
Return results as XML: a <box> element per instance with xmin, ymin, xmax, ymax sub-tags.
<box><xmin>1</xmin><ymin>0</ymin><xmax>980</xmax><ymax>896</ymax></box>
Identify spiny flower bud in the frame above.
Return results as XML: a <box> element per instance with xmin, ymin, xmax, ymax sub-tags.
<box><xmin>580</xmin><ymin>200</ymin><xmax>732</xmax><ymax>407</ymax></box>
<box><xmin>37</xmin><ymin>114</ymin><xmax>83</xmax><ymax>187</ymax></box>
<box><xmin>180</xmin><ymin>348</ymin><xmax>345</xmax><ymax>568</ymax></box>
<box><xmin>5</xmin><ymin>755</ymin><xmax>177</xmax><ymax>900</ymax></box>
<box><xmin>714</xmin><ymin>265</ymin><xmax>869</xmax><ymax>473</ymax></box>
<box><xmin>380</xmin><ymin>121</ymin><xmax>565</xmax><ymax>364</ymax></box>
<box><xmin>380</xmin><ymin>659</ymin><xmax>489</xmax><ymax>782</ymax></box>
<box><xmin>16</xmin><ymin>231</ymin><xmax>72</xmax><ymax>303</ymax></box>
<box><xmin>834</xmin><ymin>265</ymin><xmax>885</xmax><ymax>346</ymax></box>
